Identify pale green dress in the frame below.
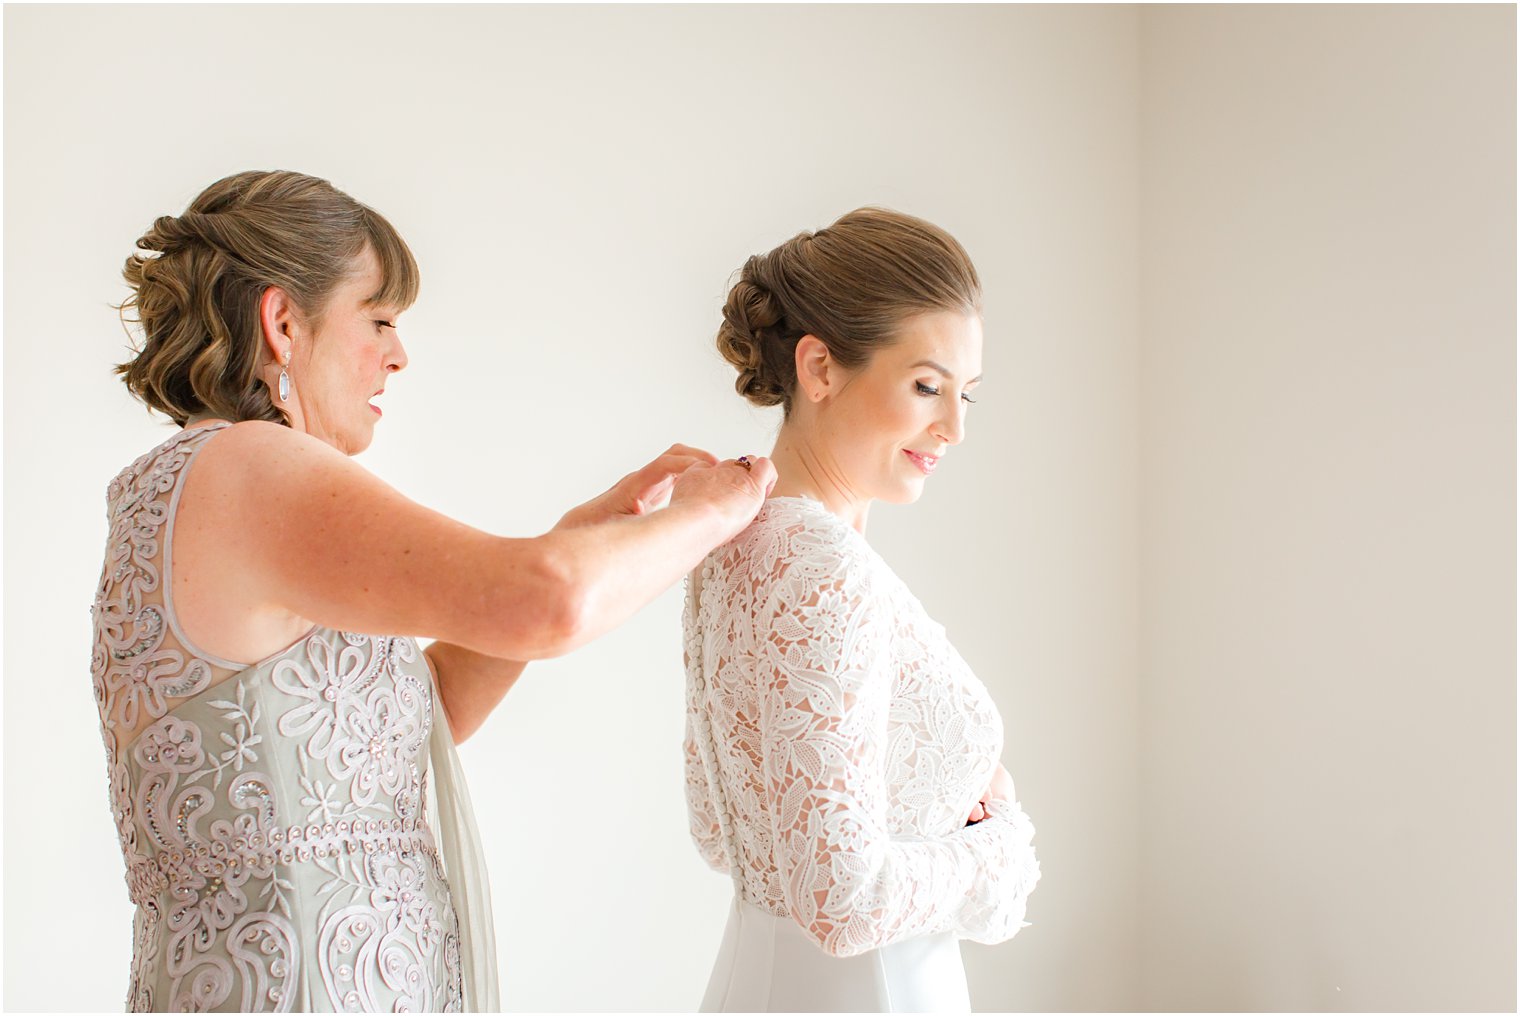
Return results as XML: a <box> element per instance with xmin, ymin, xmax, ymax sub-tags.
<box><xmin>90</xmin><ymin>421</ymin><xmax>498</xmax><ymax>1012</ymax></box>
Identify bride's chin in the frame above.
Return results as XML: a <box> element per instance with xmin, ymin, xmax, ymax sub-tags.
<box><xmin>881</xmin><ymin>482</ymin><xmax>926</xmax><ymax>505</ymax></box>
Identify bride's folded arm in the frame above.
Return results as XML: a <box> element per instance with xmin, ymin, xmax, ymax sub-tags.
<box><xmin>683</xmin><ymin>692</ymin><xmax>730</xmax><ymax>874</ymax></box>
<box><xmin>755</xmin><ymin>536</ymin><xmax>1040</xmax><ymax>958</ymax></box>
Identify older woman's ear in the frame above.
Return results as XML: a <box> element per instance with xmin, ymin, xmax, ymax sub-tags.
<box><xmin>258</xmin><ymin>285</ymin><xmax>300</xmax><ymax>364</ymax></box>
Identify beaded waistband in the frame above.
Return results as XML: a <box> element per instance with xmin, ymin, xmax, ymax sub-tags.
<box><xmin>124</xmin><ymin>816</ymin><xmax>440</xmax><ymax>909</ymax></box>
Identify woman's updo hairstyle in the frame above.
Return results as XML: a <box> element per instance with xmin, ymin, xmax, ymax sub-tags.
<box><xmin>717</xmin><ymin>207</ymin><xmax>981</xmax><ymax>415</ymax></box>
<box><xmin>116</xmin><ymin>170</ymin><xmax>419</xmax><ymax>426</ymax></box>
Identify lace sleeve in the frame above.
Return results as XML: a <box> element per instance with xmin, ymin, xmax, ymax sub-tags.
<box><xmin>684</xmin><ymin>704</ymin><xmax>729</xmax><ymax>874</ymax></box>
<box><xmin>683</xmin><ymin>574</ymin><xmax>729</xmax><ymax>874</ymax></box>
<box><xmin>756</xmin><ymin>530</ymin><xmax>1040</xmax><ymax>957</ymax></box>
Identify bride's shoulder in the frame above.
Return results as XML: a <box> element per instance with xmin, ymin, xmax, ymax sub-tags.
<box><xmin>708</xmin><ymin>496</ymin><xmax>876</xmax><ymax>584</ymax></box>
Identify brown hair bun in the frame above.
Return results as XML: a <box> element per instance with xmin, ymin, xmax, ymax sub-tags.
<box><xmin>716</xmin><ymin>268</ymin><xmax>790</xmax><ymax>407</ymax></box>
<box><xmin>714</xmin><ymin>208</ymin><xmax>981</xmax><ymax>416</ymax></box>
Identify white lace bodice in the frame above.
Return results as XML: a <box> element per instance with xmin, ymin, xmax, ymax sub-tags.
<box><xmin>683</xmin><ymin>497</ymin><xmax>1041</xmax><ymax>959</ymax></box>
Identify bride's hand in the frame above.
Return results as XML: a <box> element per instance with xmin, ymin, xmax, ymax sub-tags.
<box><xmin>985</xmin><ymin>762</ymin><xmax>1016</xmax><ymax>804</ymax></box>
<box><xmin>555</xmin><ymin>444</ymin><xmax>719</xmax><ymax>529</ymax></box>
<box><xmin>967</xmin><ymin>763</ymin><xmax>1016</xmax><ymax>825</ymax></box>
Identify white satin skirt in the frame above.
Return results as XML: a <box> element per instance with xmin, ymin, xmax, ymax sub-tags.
<box><xmin>699</xmin><ymin>897</ymin><xmax>971</xmax><ymax>1013</ymax></box>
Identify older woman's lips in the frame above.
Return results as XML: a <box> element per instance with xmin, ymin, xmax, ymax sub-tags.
<box><xmin>903</xmin><ymin>450</ymin><xmax>939</xmax><ymax>474</ymax></box>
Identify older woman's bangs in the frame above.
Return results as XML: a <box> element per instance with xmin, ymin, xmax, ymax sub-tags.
<box><xmin>361</xmin><ymin>205</ymin><xmax>421</xmax><ymax>312</ymax></box>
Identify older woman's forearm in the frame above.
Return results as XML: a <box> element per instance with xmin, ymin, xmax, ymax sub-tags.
<box><xmin>418</xmin><ymin>502</ymin><xmax>727</xmax><ymax>739</ymax></box>
<box><xmin>424</xmin><ymin>640</ymin><xmax>528</xmax><ymax>744</ymax></box>
<box><xmin>533</xmin><ymin>499</ymin><xmax>737</xmax><ymax>657</ymax></box>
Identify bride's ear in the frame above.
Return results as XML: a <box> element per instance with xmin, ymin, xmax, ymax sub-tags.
<box><xmin>795</xmin><ymin>335</ymin><xmax>836</xmax><ymax>404</ymax></box>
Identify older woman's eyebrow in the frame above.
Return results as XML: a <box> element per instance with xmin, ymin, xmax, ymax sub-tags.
<box><xmin>911</xmin><ymin>359</ymin><xmax>983</xmax><ymax>384</ymax></box>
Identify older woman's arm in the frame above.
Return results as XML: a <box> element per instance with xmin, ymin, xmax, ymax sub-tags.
<box><xmin>423</xmin><ymin>443</ymin><xmax>722</xmax><ymax>743</ymax></box>
<box><xmin>179</xmin><ymin>420</ymin><xmax>770</xmax><ymax>669</ymax></box>
<box><xmin>423</xmin><ymin>641</ymin><xmax>527</xmax><ymax>743</ymax></box>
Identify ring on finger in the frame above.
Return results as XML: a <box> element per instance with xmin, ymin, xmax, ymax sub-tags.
<box><xmin>736</xmin><ymin>455</ymin><xmax>753</xmax><ymax>471</ymax></box>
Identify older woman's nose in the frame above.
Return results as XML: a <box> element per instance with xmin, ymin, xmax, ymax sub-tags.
<box><xmin>387</xmin><ymin>335</ymin><xmax>409</xmax><ymax>373</ymax></box>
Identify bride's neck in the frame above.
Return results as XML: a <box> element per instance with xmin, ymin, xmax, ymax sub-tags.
<box><xmin>767</xmin><ymin>422</ymin><xmax>871</xmax><ymax>535</ymax></box>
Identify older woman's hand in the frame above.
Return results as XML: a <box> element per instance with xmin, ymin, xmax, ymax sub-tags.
<box><xmin>669</xmin><ymin>454</ymin><xmax>778</xmax><ymax>539</ymax></box>
<box><xmin>555</xmin><ymin>444</ymin><xmax>720</xmax><ymax>530</ymax></box>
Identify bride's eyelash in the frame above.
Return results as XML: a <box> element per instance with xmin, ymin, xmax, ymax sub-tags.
<box><xmin>916</xmin><ymin>381</ymin><xmax>978</xmax><ymax>405</ymax></box>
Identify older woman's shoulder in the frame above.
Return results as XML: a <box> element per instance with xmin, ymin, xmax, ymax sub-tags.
<box><xmin>178</xmin><ymin>419</ymin><xmax>368</xmax><ymax>510</ymax></box>
<box><xmin>194</xmin><ymin>418</ymin><xmax>346</xmax><ymax>465</ymax></box>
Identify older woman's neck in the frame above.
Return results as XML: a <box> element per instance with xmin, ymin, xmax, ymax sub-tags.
<box><xmin>767</xmin><ymin>420</ymin><xmax>871</xmax><ymax>535</ymax></box>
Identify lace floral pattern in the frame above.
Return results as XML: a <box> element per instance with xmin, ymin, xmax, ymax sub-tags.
<box><xmin>683</xmin><ymin>498</ymin><xmax>1041</xmax><ymax>958</ymax></box>
<box><xmin>91</xmin><ymin>424</ymin><xmax>463</xmax><ymax>1012</ymax></box>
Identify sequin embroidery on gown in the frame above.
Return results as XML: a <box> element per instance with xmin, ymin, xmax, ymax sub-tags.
<box><xmin>683</xmin><ymin>498</ymin><xmax>1041</xmax><ymax>1012</ymax></box>
<box><xmin>90</xmin><ymin>422</ymin><xmax>490</xmax><ymax>1012</ymax></box>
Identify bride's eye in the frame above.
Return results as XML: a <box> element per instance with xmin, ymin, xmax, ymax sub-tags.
<box><xmin>915</xmin><ymin>381</ymin><xmax>941</xmax><ymax>397</ymax></box>
<box><xmin>961</xmin><ymin>392</ymin><xmax>977</xmax><ymax>404</ymax></box>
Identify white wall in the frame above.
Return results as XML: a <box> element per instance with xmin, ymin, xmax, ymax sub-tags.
<box><xmin>6</xmin><ymin>5</ymin><xmax>1512</xmax><ymax>1012</ymax></box>
<box><xmin>3</xmin><ymin>5</ymin><xmax>1141</xmax><ymax>1011</ymax></box>
<box><xmin>1138</xmin><ymin>5</ymin><xmax>1515</xmax><ymax>1011</ymax></box>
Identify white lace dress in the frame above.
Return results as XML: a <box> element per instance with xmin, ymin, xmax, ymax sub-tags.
<box><xmin>683</xmin><ymin>497</ymin><xmax>1041</xmax><ymax>1012</ymax></box>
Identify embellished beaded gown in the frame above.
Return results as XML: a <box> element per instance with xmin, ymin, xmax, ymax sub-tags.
<box><xmin>90</xmin><ymin>422</ymin><xmax>497</xmax><ymax>1012</ymax></box>
<box><xmin>683</xmin><ymin>498</ymin><xmax>1042</xmax><ymax>1012</ymax></box>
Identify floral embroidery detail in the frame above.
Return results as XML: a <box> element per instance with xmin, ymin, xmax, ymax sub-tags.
<box><xmin>684</xmin><ymin>498</ymin><xmax>1041</xmax><ymax>958</ymax></box>
<box><xmin>91</xmin><ymin>424</ymin><xmax>462</xmax><ymax>1012</ymax></box>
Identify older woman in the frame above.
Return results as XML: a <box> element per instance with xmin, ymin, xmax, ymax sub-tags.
<box><xmin>682</xmin><ymin>208</ymin><xmax>1040</xmax><ymax>1012</ymax></box>
<box><xmin>94</xmin><ymin>170</ymin><xmax>774</xmax><ymax>1012</ymax></box>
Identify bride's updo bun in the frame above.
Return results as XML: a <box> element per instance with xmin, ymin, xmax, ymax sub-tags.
<box><xmin>717</xmin><ymin>272</ymin><xmax>791</xmax><ymax>408</ymax></box>
<box><xmin>716</xmin><ymin>208</ymin><xmax>982</xmax><ymax>416</ymax></box>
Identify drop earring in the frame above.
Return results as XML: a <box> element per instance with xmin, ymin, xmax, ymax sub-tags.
<box><xmin>278</xmin><ymin>349</ymin><xmax>291</xmax><ymax>402</ymax></box>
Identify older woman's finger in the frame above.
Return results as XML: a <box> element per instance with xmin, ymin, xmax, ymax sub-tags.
<box><xmin>738</xmin><ymin>455</ymin><xmax>777</xmax><ymax>497</ymax></box>
<box><xmin>626</xmin><ymin>453</ymin><xmax>712</xmax><ymax>500</ymax></box>
<box><xmin>661</xmin><ymin>443</ymin><xmax>720</xmax><ymax>466</ymax></box>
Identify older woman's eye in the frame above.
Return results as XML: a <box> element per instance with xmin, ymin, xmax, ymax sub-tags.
<box><xmin>374</xmin><ymin>319</ymin><xmax>396</xmax><ymax>331</ymax></box>
<box><xmin>915</xmin><ymin>381</ymin><xmax>941</xmax><ymax>397</ymax></box>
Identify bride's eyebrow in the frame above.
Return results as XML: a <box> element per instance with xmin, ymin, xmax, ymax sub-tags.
<box><xmin>910</xmin><ymin>359</ymin><xmax>983</xmax><ymax>384</ymax></box>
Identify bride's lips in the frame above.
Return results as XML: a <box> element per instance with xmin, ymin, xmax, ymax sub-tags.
<box><xmin>370</xmin><ymin>389</ymin><xmax>384</xmax><ymax>416</ymax></box>
<box><xmin>903</xmin><ymin>449</ymin><xmax>939</xmax><ymax>475</ymax></box>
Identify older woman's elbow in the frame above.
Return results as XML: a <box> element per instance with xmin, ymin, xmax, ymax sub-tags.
<box><xmin>521</xmin><ymin>546</ymin><xmax>594</xmax><ymax>658</ymax></box>
<box><xmin>463</xmin><ymin>540</ymin><xmax>588</xmax><ymax>660</ymax></box>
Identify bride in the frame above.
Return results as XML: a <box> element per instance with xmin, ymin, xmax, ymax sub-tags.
<box><xmin>682</xmin><ymin>208</ymin><xmax>1042</xmax><ymax>1012</ymax></box>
